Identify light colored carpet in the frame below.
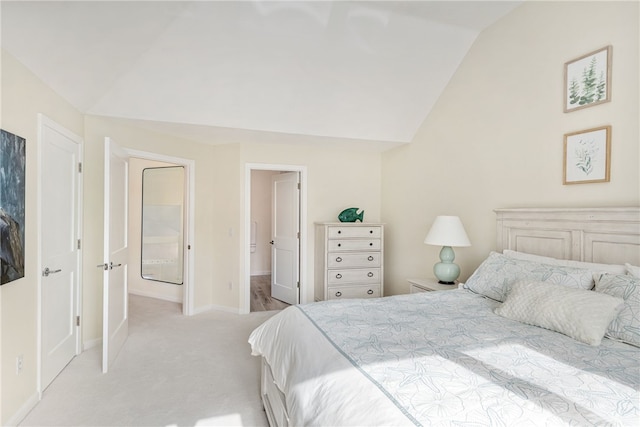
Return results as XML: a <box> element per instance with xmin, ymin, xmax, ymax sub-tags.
<box><xmin>19</xmin><ymin>295</ymin><xmax>278</xmax><ymax>427</ymax></box>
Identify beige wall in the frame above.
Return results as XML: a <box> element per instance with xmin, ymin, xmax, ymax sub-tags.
<box><xmin>80</xmin><ymin>120</ymin><xmax>383</xmax><ymax>321</ymax></box>
<box><xmin>381</xmin><ymin>1</ymin><xmax>639</xmax><ymax>296</ymax></box>
<box><xmin>0</xmin><ymin>50</ymin><xmax>85</xmax><ymax>425</ymax></box>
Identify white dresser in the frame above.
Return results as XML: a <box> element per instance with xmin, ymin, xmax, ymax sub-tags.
<box><xmin>315</xmin><ymin>222</ymin><xmax>384</xmax><ymax>301</ymax></box>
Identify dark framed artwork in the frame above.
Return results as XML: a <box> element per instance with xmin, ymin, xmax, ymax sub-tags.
<box><xmin>0</xmin><ymin>129</ymin><xmax>26</xmax><ymax>284</ymax></box>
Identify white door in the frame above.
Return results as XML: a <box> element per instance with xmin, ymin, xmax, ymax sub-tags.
<box><xmin>39</xmin><ymin>117</ymin><xmax>81</xmax><ymax>390</ymax></box>
<box><xmin>271</xmin><ymin>172</ymin><xmax>299</xmax><ymax>305</ymax></box>
<box><xmin>102</xmin><ymin>137</ymin><xmax>129</xmax><ymax>373</ymax></box>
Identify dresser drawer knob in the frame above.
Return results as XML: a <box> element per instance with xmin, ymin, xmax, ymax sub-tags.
<box><xmin>367</xmin><ymin>256</ymin><xmax>374</xmax><ymax>261</ymax></box>
<box><xmin>335</xmin><ymin>291</ymin><xmax>342</xmax><ymax>297</ymax></box>
<box><xmin>369</xmin><ymin>230</ymin><xmax>373</xmax><ymax>234</ymax></box>
<box><xmin>367</xmin><ymin>289</ymin><xmax>374</xmax><ymax>295</ymax></box>
<box><xmin>338</xmin><ymin>243</ymin><xmax>342</xmax><ymax>247</ymax></box>
<box><xmin>336</xmin><ymin>273</ymin><xmax>342</xmax><ymax>279</ymax></box>
<box><xmin>369</xmin><ymin>242</ymin><xmax>373</xmax><ymax>246</ymax></box>
<box><xmin>338</xmin><ymin>230</ymin><xmax>342</xmax><ymax>234</ymax></box>
<box><xmin>367</xmin><ymin>272</ymin><xmax>374</xmax><ymax>277</ymax></box>
<box><xmin>336</xmin><ymin>257</ymin><xmax>342</xmax><ymax>262</ymax></box>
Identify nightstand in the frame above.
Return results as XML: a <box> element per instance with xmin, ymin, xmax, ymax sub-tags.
<box><xmin>408</xmin><ymin>278</ymin><xmax>460</xmax><ymax>293</ymax></box>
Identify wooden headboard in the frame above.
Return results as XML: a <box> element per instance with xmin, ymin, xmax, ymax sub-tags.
<box><xmin>495</xmin><ymin>207</ymin><xmax>640</xmax><ymax>266</ymax></box>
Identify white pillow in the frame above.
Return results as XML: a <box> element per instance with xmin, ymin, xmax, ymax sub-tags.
<box><xmin>503</xmin><ymin>250</ymin><xmax>627</xmax><ymax>275</ymax></box>
<box><xmin>495</xmin><ymin>280</ymin><xmax>624</xmax><ymax>346</ymax></box>
<box><xmin>464</xmin><ymin>252</ymin><xmax>594</xmax><ymax>302</ymax></box>
<box><xmin>594</xmin><ymin>273</ymin><xmax>640</xmax><ymax>347</ymax></box>
<box><xmin>625</xmin><ymin>263</ymin><xmax>640</xmax><ymax>278</ymax></box>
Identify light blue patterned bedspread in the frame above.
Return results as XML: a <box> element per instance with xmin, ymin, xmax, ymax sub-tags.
<box><xmin>297</xmin><ymin>290</ymin><xmax>640</xmax><ymax>426</ymax></box>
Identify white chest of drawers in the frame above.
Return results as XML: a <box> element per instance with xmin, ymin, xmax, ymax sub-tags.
<box><xmin>315</xmin><ymin>222</ymin><xmax>384</xmax><ymax>301</ymax></box>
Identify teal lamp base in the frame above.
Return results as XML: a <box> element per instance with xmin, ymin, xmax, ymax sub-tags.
<box><xmin>433</xmin><ymin>246</ymin><xmax>460</xmax><ymax>285</ymax></box>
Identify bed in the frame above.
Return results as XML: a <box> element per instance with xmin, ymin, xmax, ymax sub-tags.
<box><xmin>249</xmin><ymin>207</ymin><xmax>640</xmax><ymax>426</ymax></box>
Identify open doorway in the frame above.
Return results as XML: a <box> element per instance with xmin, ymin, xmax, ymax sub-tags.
<box><xmin>128</xmin><ymin>159</ymin><xmax>184</xmax><ymax>305</ymax></box>
<box><xmin>124</xmin><ymin>149</ymin><xmax>195</xmax><ymax>316</ymax></box>
<box><xmin>245</xmin><ymin>164</ymin><xmax>307</xmax><ymax>314</ymax></box>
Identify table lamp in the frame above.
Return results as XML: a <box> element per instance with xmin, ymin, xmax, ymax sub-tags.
<box><xmin>424</xmin><ymin>215</ymin><xmax>471</xmax><ymax>284</ymax></box>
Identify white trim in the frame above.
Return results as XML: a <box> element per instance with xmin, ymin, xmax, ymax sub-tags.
<box><xmin>243</xmin><ymin>163</ymin><xmax>308</xmax><ymax>314</ymax></box>
<box><xmin>251</xmin><ymin>270</ymin><xmax>272</xmax><ymax>276</ymax></box>
<box><xmin>128</xmin><ymin>289</ymin><xmax>183</xmax><ymax>303</ymax></box>
<box><xmin>36</xmin><ymin>114</ymin><xmax>84</xmax><ymax>396</ymax></box>
<box><xmin>5</xmin><ymin>391</ymin><xmax>39</xmax><ymax>427</ymax></box>
<box><xmin>125</xmin><ymin>148</ymin><xmax>196</xmax><ymax>316</ymax></box>
<box><xmin>82</xmin><ymin>337</ymin><xmax>103</xmax><ymax>351</ymax></box>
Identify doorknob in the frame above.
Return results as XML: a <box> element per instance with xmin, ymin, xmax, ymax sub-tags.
<box><xmin>42</xmin><ymin>267</ymin><xmax>62</xmax><ymax>277</ymax></box>
<box><xmin>96</xmin><ymin>262</ymin><xmax>122</xmax><ymax>270</ymax></box>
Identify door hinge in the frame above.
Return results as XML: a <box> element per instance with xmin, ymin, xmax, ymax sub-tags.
<box><xmin>297</xmin><ymin>281</ymin><xmax>300</xmax><ymax>289</ymax></box>
<box><xmin>77</xmin><ymin>239</ymin><xmax>81</xmax><ymax>250</ymax></box>
<box><xmin>297</xmin><ymin>183</ymin><xmax>300</xmax><ymax>190</ymax></box>
<box><xmin>297</xmin><ymin>231</ymin><xmax>300</xmax><ymax>239</ymax></box>
<box><xmin>76</xmin><ymin>316</ymin><xmax>80</xmax><ymax>327</ymax></box>
<box><xmin>78</xmin><ymin>162</ymin><xmax>82</xmax><ymax>173</ymax></box>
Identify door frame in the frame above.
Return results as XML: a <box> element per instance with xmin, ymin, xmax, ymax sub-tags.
<box><xmin>126</xmin><ymin>149</ymin><xmax>195</xmax><ymax>316</ymax></box>
<box><xmin>243</xmin><ymin>163</ymin><xmax>307</xmax><ymax>314</ymax></box>
<box><xmin>36</xmin><ymin>114</ymin><xmax>83</xmax><ymax>396</ymax></box>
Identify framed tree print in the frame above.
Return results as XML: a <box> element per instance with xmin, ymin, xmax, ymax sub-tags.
<box><xmin>564</xmin><ymin>46</ymin><xmax>612</xmax><ymax>113</ymax></box>
<box><xmin>563</xmin><ymin>125</ymin><xmax>611</xmax><ymax>185</ymax></box>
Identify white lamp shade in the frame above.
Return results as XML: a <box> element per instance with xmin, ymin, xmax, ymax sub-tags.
<box><xmin>424</xmin><ymin>216</ymin><xmax>471</xmax><ymax>247</ymax></box>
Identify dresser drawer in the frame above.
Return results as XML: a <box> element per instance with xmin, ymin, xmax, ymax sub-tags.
<box><xmin>328</xmin><ymin>226</ymin><xmax>382</xmax><ymax>239</ymax></box>
<box><xmin>327</xmin><ymin>252</ymin><xmax>381</xmax><ymax>268</ymax></box>
<box><xmin>328</xmin><ymin>239</ymin><xmax>381</xmax><ymax>252</ymax></box>
<box><xmin>327</xmin><ymin>268</ymin><xmax>380</xmax><ymax>285</ymax></box>
<box><xmin>328</xmin><ymin>285</ymin><xmax>380</xmax><ymax>300</ymax></box>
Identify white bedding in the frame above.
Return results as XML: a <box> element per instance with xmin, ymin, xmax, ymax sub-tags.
<box><xmin>249</xmin><ymin>290</ymin><xmax>640</xmax><ymax>426</ymax></box>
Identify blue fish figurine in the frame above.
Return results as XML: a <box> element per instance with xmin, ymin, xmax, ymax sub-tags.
<box><xmin>338</xmin><ymin>208</ymin><xmax>364</xmax><ymax>223</ymax></box>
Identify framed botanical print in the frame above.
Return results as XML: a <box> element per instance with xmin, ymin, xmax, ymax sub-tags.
<box><xmin>564</xmin><ymin>46</ymin><xmax>612</xmax><ymax>113</ymax></box>
<box><xmin>563</xmin><ymin>125</ymin><xmax>611</xmax><ymax>185</ymax></box>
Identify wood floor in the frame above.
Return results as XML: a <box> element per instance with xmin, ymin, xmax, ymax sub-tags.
<box><xmin>250</xmin><ymin>275</ymin><xmax>291</xmax><ymax>312</ymax></box>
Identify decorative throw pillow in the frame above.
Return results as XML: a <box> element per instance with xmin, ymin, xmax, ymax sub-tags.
<box><xmin>594</xmin><ymin>273</ymin><xmax>640</xmax><ymax>347</ymax></box>
<box><xmin>503</xmin><ymin>250</ymin><xmax>627</xmax><ymax>275</ymax></box>
<box><xmin>495</xmin><ymin>280</ymin><xmax>624</xmax><ymax>346</ymax></box>
<box><xmin>464</xmin><ymin>252</ymin><xmax>594</xmax><ymax>302</ymax></box>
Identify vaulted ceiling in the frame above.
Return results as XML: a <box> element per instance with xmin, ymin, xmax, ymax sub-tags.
<box><xmin>1</xmin><ymin>1</ymin><xmax>521</xmax><ymax>146</ymax></box>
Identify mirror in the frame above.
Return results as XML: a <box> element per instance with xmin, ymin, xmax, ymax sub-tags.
<box><xmin>141</xmin><ymin>166</ymin><xmax>184</xmax><ymax>285</ymax></box>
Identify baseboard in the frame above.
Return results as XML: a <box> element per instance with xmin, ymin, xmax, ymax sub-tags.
<box><xmin>5</xmin><ymin>391</ymin><xmax>39</xmax><ymax>427</ymax></box>
<box><xmin>83</xmin><ymin>337</ymin><xmax>102</xmax><ymax>351</ymax></box>
<box><xmin>128</xmin><ymin>289</ymin><xmax>183</xmax><ymax>303</ymax></box>
<box><xmin>250</xmin><ymin>271</ymin><xmax>271</xmax><ymax>276</ymax></box>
